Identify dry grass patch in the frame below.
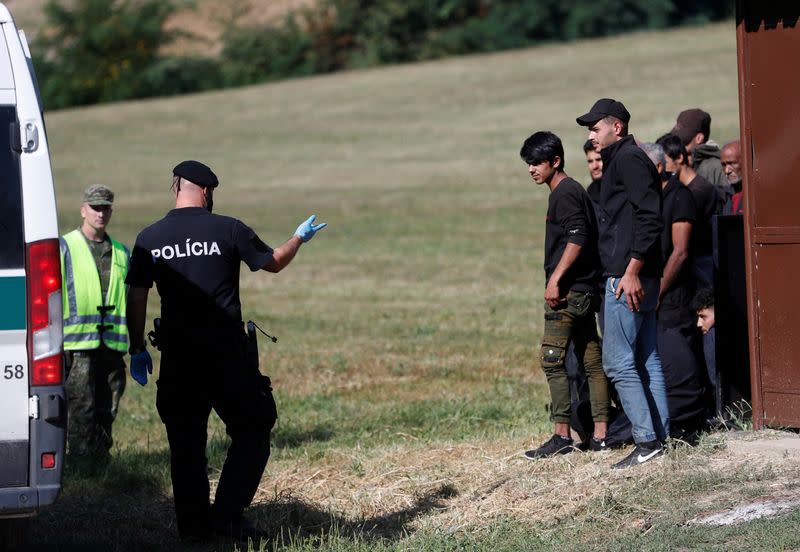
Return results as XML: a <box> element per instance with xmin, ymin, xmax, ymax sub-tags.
<box><xmin>243</xmin><ymin>433</ymin><xmax>800</xmax><ymax>540</ymax></box>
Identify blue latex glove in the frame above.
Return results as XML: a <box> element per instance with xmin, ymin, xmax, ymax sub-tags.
<box><xmin>294</xmin><ymin>214</ymin><xmax>327</xmax><ymax>242</ymax></box>
<box><xmin>130</xmin><ymin>350</ymin><xmax>153</xmax><ymax>386</ymax></box>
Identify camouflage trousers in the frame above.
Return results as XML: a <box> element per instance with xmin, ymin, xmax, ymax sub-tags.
<box><xmin>65</xmin><ymin>349</ymin><xmax>127</xmax><ymax>457</ymax></box>
<box><xmin>540</xmin><ymin>289</ymin><xmax>609</xmax><ymax>423</ymax></box>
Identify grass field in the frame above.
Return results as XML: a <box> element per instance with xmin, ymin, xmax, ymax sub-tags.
<box><xmin>26</xmin><ymin>21</ymin><xmax>800</xmax><ymax>551</ymax></box>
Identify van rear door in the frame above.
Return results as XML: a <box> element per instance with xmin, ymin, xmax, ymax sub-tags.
<box><xmin>0</xmin><ymin>5</ymin><xmax>65</xmax><ymax>514</ymax></box>
<box><xmin>0</xmin><ymin>15</ymin><xmax>28</xmax><ymax>489</ymax></box>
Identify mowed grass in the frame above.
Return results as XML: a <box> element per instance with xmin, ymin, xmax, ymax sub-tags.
<box><xmin>29</xmin><ymin>21</ymin><xmax>800</xmax><ymax>552</ymax></box>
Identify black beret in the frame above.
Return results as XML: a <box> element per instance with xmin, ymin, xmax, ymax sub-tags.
<box><xmin>173</xmin><ymin>160</ymin><xmax>219</xmax><ymax>188</ymax></box>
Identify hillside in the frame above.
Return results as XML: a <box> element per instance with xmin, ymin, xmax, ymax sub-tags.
<box><xmin>6</xmin><ymin>0</ymin><xmax>315</xmax><ymax>56</ymax></box>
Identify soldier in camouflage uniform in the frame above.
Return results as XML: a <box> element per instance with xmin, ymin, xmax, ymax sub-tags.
<box><xmin>60</xmin><ymin>185</ymin><xmax>130</xmax><ymax>460</ymax></box>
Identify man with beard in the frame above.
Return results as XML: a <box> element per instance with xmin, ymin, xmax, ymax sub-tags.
<box><xmin>721</xmin><ymin>140</ymin><xmax>744</xmax><ymax>215</ymax></box>
<box><xmin>576</xmin><ymin>99</ymin><xmax>668</xmax><ymax>469</ymax></box>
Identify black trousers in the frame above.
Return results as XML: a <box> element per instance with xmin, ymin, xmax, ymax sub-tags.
<box><xmin>656</xmin><ymin>324</ymin><xmax>707</xmax><ymax>435</ymax></box>
<box><xmin>155</xmin><ymin>343</ymin><xmax>277</xmax><ymax>538</ymax></box>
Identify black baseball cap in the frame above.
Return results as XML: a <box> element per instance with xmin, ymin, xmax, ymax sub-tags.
<box><xmin>173</xmin><ymin>160</ymin><xmax>219</xmax><ymax>188</ymax></box>
<box><xmin>576</xmin><ymin>98</ymin><xmax>631</xmax><ymax>126</ymax></box>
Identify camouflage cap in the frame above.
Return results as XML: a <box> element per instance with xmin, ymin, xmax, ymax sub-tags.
<box><xmin>83</xmin><ymin>185</ymin><xmax>114</xmax><ymax>206</ymax></box>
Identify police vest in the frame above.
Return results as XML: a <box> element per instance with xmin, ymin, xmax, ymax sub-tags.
<box><xmin>60</xmin><ymin>229</ymin><xmax>129</xmax><ymax>352</ymax></box>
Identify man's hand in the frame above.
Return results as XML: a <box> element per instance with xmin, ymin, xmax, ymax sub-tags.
<box><xmin>130</xmin><ymin>350</ymin><xmax>153</xmax><ymax>386</ymax></box>
<box><xmin>616</xmin><ymin>272</ymin><xmax>644</xmax><ymax>312</ymax></box>
<box><xmin>294</xmin><ymin>214</ymin><xmax>328</xmax><ymax>242</ymax></box>
<box><xmin>544</xmin><ymin>277</ymin><xmax>564</xmax><ymax>309</ymax></box>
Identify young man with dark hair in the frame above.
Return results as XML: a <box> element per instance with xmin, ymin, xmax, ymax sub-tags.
<box><xmin>576</xmin><ymin>99</ymin><xmax>668</xmax><ymax>469</ymax></box>
<box><xmin>657</xmin><ymin>133</ymin><xmax>717</xmax><ymax>290</ymax></box>
<box><xmin>692</xmin><ymin>287</ymin><xmax>717</xmax><ymax>403</ymax></box>
<box><xmin>519</xmin><ymin>131</ymin><xmax>609</xmax><ymax>458</ymax></box>
<box><xmin>692</xmin><ymin>288</ymin><xmax>715</xmax><ymax>334</ymax></box>
<box><xmin>584</xmin><ymin>139</ymin><xmax>603</xmax><ymax>186</ymax></box>
<box><xmin>692</xmin><ymin>288</ymin><xmax>715</xmax><ymax>335</ymax></box>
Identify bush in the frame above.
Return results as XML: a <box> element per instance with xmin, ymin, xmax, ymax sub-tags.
<box><xmin>142</xmin><ymin>56</ymin><xmax>224</xmax><ymax>97</ymax></box>
<box><xmin>35</xmin><ymin>0</ymin><xmax>178</xmax><ymax>109</ymax></box>
<box><xmin>220</xmin><ymin>15</ymin><xmax>316</xmax><ymax>86</ymax></box>
<box><xmin>220</xmin><ymin>0</ymin><xmax>713</xmax><ymax>74</ymax></box>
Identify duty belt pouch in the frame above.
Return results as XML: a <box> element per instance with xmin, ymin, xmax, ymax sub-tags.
<box><xmin>246</xmin><ymin>321</ymin><xmax>277</xmax><ymax>423</ymax></box>
<box><xmin>147</xmin><ymin>318</ymin><xmax>163</xmax><ymax>351</ymax></box>
<box><xmin>246</xmin><ymin>320</ymin><xmax>260</xmax><ymax>372</ymax></box>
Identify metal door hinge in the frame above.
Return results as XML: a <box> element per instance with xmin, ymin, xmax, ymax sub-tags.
<box><xmin>29</xmin><ymin>395</ymin><xmax>40</xmax><ymax>419</ymax></box>
<box><xmin>22</xmin><ymin>120</ymin><xmax>39</xmax><ymax>153</ymax></box>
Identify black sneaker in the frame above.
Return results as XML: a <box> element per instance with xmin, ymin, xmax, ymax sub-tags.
<box><xmin>588</xmin><ymin>437</ymin><xmax>609</xmax><ymax>452</ymax></box>
<box><xmin>611</xmin><ymin>440</ymin><xmax>663</xmax><ymax>469</ymax></box>
<box><xmin>523</xmin><ymin>434</ymin><xmax>575</xmax><ymax>459</ymax></box>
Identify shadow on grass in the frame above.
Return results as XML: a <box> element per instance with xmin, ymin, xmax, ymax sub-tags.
<box><xmin>28</xmin><ymin>445</ymin><xmax>458</xmax><ymax>551</ymax></box>
<box><xmin>252</xmin><ymin>482</ymin><xmax>459</xmax><ymax>548</ymax></box>
<box><xmin>29</xmin><ymin>448</ymin><xmax>182</xmax><ymax>552</ymax></box>
<box><xmin>272</xmin><ymin>420</ymin><xmax>336</xmax><ymax>449</ymax></box>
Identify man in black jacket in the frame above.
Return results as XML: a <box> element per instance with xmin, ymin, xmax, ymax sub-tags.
<box><xmin>576</xmin><ymin>99</ymin><xmax>669</xmax><ymax>469</ymax></box>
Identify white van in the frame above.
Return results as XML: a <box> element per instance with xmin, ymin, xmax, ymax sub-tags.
<box><xmin>0</xmin><ymin>3</ymin><xmax>65</xmax><ymax>547</ymax></box>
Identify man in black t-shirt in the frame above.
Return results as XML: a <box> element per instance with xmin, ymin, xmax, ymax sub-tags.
<box><xmin>657</xmin><ymin>134</ymin><xmax>717</xmax><ymax>290</ymax></box>
<box><xmin>639</xmin><ymin>142</ymin><xmax>696</xmax><ymax>324</ymax></box>
<box><xmin>125</xmin><ymin>160</ymin><xmax>326</xmax><ymax>541</ymax></box>
<box><xmin>641</xmin><ymin>143</ymin><xmax>707</xmax><ymax>437</ymax></box>
<box><xmin>518</xmin><ymin>132</ymin><xmax>608</xmax><ymax>459</ymax></box>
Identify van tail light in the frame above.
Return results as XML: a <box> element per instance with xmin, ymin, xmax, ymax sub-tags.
<box><xmin>26</xmin><ymin>239</ymin><xmax>63</xmax><ymax>386</ymax></box>
<box><xmin>41</xmin><ymin>452</ymin><xmax>56</xmax><ymax>469</ymax></box>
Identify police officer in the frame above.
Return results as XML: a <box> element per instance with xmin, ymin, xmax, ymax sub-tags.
<box><xmin>60</xmin><ymin>185</ymin><xmax>129</xmax><ymax>462</ymax></box>
<box><xmin>124</xmin><ymin>160</ymin><xmax>326</xmax><ymax>541</ymax></box>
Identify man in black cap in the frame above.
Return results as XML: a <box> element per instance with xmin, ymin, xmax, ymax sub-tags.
<box><xmin>576</xmin><ymin>99</ymin><xmax>669</xmax><ymax>469</ymax></box>
<box><xmin>125</xmin><ymin>160</ymin><xmax>327</xmax><ymax>542</ymax></box>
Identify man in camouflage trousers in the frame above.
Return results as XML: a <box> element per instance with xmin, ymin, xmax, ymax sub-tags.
<box><xmin>519</xmin><ymin>131</ymin><xmax>609</xmax><ymax>459</ymax></box>
<box><xmin>60</xmin><ymin>185</ymin><xmax>130</xmax><ymax>460</ymax></box>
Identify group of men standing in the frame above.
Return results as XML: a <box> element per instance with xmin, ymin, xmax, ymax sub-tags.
<box><xmin>523</xmin><ymin>100</ymin><xmax>743</xmax><ymax>469</ymax></box>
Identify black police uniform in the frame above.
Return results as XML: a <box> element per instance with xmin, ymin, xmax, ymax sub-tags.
<box><xmin>126</xmin><ymin>206</ymin><xmax>278</xmax><ymax>538</ymax></box>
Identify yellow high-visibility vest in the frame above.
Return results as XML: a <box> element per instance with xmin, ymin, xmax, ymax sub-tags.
<box><xmin>59</xmin><ymin>229</ymin><xmax>129</xmax><ymax>352</ymax></box>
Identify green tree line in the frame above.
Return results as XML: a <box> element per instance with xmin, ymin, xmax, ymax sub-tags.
<box><xmin>33</xmin><ymin>0</ymin><xmax>734</xmax><ymax>109</ymax></box>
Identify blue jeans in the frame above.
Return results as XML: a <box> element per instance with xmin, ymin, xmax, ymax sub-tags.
<box><xmin>602</xmin><ymin>276</ymin><xmax>669</xmax><ymax>443</ymax></box>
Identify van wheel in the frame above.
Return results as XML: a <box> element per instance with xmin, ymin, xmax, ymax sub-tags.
<box><xmin>0</xmin><ymin>518</ymin><xmax>30</xmax><ymax>551</ymax></box>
